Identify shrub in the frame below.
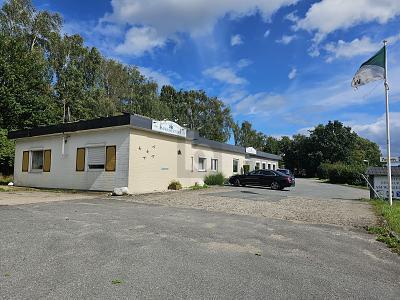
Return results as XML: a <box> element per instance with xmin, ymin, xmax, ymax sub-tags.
<box><xmin>0</xmin><ymin>175</ymin><xmax>13</xmax><ymax>185</ymax></box>
<box><xmin>204</xmin><ymin>172</ymin><xmax>225</xmax><ymax>186</ymax></box>
<box><xmin>168</xmin><ymin>180</ymin><xmax>182</xmax><ymax>190</ymax></box>
<box><xmin>190</xmin><ymin>183</ymin><xmax>209</xmax><ymax>190</ymax></box>
<box><xmin>318</xmin><ymin>163</ymin><xmax>366</xmax><ymax>186</ymax></box>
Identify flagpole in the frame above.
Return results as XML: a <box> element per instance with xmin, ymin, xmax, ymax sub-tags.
<box><xmin>383</xmin><ymin>40</ymin><xmax>393</xmax><ymax>206</ymax></box>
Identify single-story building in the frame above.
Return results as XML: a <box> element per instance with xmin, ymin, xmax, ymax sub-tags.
<box><xmin>8</xmin><ymin>113</ymin><xmax>281</xmax><ymax>193</ymax></box>
<box><xmin>366</xmin><ymin>166</ymin><xmax>400</xmax><ymax>199</ymax></box>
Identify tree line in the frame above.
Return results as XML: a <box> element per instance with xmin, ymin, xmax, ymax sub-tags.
<box><xmin>0</xmin><ymin>0</ymin><xmax>381</xmax><ymax>176</ymax></box>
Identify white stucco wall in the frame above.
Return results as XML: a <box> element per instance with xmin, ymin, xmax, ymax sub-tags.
<box><xmin>13</xmin><ymin>126</ymin><xmax>130</xmax><ymax>191</ymax></box>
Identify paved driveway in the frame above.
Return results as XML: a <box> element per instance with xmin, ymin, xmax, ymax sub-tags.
<box><xmin>0</xmin><ymin>180</ymin><xmax>399</xmax><ymax>299</ymax></box>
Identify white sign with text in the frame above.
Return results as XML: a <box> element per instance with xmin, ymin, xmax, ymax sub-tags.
<box><xmin>374</xmin><ymin>176</ymin><xmax>400</xmax><ymax>199</ymax></box>
<box><xmin>152</xmin><ymin>120</ymin><xmax>187</xmax><ymax>138</ymax></box>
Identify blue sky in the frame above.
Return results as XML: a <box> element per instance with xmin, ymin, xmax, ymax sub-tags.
<box><xmin>30</xmin><ymin>0</ymin><xmax>400</xmax><ymax>155</ymax></box>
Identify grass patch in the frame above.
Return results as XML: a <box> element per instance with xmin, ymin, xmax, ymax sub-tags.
<box><xmin>0</xmin><ymin>176</ymin><xmax>13</xmax><ymax>185</ymax></box>
<box><xmin>190</xmin><ymin>183</ymin><xmax>208</xmax><ymax>190</ymax></box>
<box><xmin>0</xmin><ymin>187</ymin><xmax>6</xmax><ymax>192</ymax></box>
<box><xmin>367</xmin><ymin>200</ymin><xmax>400</xmax><ymax>254</ymax></box>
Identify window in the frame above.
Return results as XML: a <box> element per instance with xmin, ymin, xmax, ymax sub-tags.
<box><xmin>260</xmin><ymin>170</ymin><xmax>275</xmax><ymax>176</ymax></box>
<box><xmin>211</xmin><ymin>159</ymin><xmax>218</xmax><ymax>171</ymax></box>
<box><xmin>198</xmin><ymin>157</ymin><xmax>206</xmax><ymax>171</ymax></box>
<box><xmin>233</xmin><ymin>159</ymin><xmax>239</xmax><ymax>173</ymax></box>
<box><xmin>31</xmin><ymin>150</ymin><xmax>44</xmax><ymax>170</ymax></box>
<box><xmin>87</xmin><ymin>146</ymin><xmax>105</xmax><ymax>170</ymax></box>
<box><xmin>191</xmin><ymin>156</ymin><xmax>194</xmax><ymax>172</ymax></box>
<box><xmin>273</xmin><ymin>164</ymin><xmax>276</xmax><ymax>170</ymax></box>
<box><xmin>262</xmin><ymin>163</ymin><xmax>266</xmax><ymax>170</ymax></box>
<box><xmin>255</xmin><ymin>162</ymin><xmax>260</xmax><ymax>170</ymax></box>
<box><xmin>268</xmin><ymin>163</ymin><xmax>271</xmax><ymax>170</ymax></box>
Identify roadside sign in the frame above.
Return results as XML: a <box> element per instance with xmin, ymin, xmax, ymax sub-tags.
<box><xmin>380</xmin><ymin>156</ymin><xmax>400</xmax><ymax>163</ymax></box>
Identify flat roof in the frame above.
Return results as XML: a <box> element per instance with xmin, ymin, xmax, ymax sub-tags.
<box><xmin>8</xmin><ymin>113</ymin><xmax>281</xmax><ymax>161</ymax></box>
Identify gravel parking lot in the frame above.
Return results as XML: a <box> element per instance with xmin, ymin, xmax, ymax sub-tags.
<box><xmin>1</xmin><ymin>179</ymin><xmax>398</xmax><ymax>299</ymax></box>
<box><xmin>125</xmin><ymin>178</ymin><xmax>375</xmax><ymax>228</ymax></box>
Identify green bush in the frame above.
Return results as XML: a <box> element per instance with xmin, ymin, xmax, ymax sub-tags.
<box><xmin>190</xmin><ymin>183</ymin><xmax>209</xmax><ymax>190</ymax></box>
<box><xmin>168</xmin><ymin>180</ymin><xmax>182</xmax><ymax>190</ymax></box>
<box><xmin>318</xmin><ymin>163</ymin><xmax>366</xmax><ymax>186</ymax></box>
<box><xmin>204</xmin><ymin>172</ymin><xmax>225</xmax><ymax>186</ymax></box>
<box><xmin>0</xmin><ymin>175</ymin><xmax>13</xmax><ymax>185</ymax></box>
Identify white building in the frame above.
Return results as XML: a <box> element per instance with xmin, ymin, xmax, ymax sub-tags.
<box><xmin>8</xmin><ymin>114</ymin><xmax>281</xmax><ymax>193</ymax></box>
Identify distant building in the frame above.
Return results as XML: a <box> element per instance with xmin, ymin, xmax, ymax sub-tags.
<box><xmin>8</xmin><ymin>114</ymin><xmax>280</xmax><ymax>193</ymax></box>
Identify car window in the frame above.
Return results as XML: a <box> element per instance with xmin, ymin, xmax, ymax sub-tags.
<box><xmin>248</xmin><ymin>170</ymin><xmax>258</xmax><ymax>175</ymax></box>
<box><xmin>260</xmin><ymin>170</ymin><xmax>275</xmax><ymax>176</ymax></box>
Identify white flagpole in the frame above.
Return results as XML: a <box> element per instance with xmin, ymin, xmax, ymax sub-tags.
<box><xmin>383</xmin><ymin>40</ymin><xmax>393</xmax><ymax>206</ymax></box>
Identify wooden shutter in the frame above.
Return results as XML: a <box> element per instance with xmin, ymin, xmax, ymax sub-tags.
<box><xmin>105</xmin><ymin>146</ymin><xmax>116</xmax><ymax>171</ymax></box>
<box><xmin>76</xmin><ymin>148</ymin><xmax>85</xmax><ymax>171</ymax></box>
<box><xmin>22</xmin><ymin>151</ymin><xmax>29</xmax><ymax>172</ymax></box>
<box><xmin>43</xmin><ymin>150</ymin><xmax>51</xmax><ymax>172</ymax></box>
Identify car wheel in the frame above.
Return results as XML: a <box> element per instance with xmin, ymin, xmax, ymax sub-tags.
<box><xmin>234</xmin><ymin>179</ymin><xmax>241</xmax><ymax>187</ymax></box>
<box><xmin>271</xmin><ymin>181</ymin><xmax>280</xmax><ymax>190</ymax></box>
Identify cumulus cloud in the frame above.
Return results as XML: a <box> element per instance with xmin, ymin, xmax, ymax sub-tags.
<box><xmin>114</xmin><ymin>26</ymin><xmax>166</xmax><ymax>56</ymax></box>
<box><xmin>264</xmin><ymin>29</ymin><xmax>270</xmax><ymax>38</ymax></box>
<box><xmin>295</xmin><ymin>0</ymin><xmax>400</xmax><ymax>43</ymax></box>
<box><xmin>231</xmin><ymin>34</ymin><xmax>243</xmax><ymax>46</ymax></box>
<box><xmin>103</xmin><ymin>0</ymin><xmax>299</xmax><ymax>55</ymax></box>
<box><xmin>276</xmin><ymin>34</ymin><xmax>296</xmax><ymax>45</ymax></box>
<box><xmin>284</xmin><ymin>11</ymin><xmax>299</xmax><ymax>22</ymax></box>
<box><xmin>288</xmin><ymin>67</ymin><xmax>297</xmax><ymax>79</ymax></box>
<box><xmin>351</xmin><ymin>113</ymin><xmax>400</xmax><ymax>156</ymax></box>
<box><xmin>324</xmin><ymin>34</ymin><xmax>400</xmax><ymax>61</ymax></box>
<box><xmin>203</xmin><ymin>66</ymin><xmax>247</xmax><ymax>85</ymax></box>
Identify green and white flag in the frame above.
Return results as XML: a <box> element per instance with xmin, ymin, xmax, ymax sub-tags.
<box><xmin>351</xmin><ymin>46</ymin><xmax>386</xmax><ymax>88</ymax></box>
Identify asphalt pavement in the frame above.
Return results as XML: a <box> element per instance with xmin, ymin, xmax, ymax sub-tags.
<box><xmin>0</xmin><ymin>195</ymin><xmax>399</xmax><ymax>299</ymax></box>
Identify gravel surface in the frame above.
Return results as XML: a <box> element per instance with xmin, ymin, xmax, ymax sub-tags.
<box><xmin>123</xmin><ymin>178</ymin><xmax>376</xmax><ymax>228</ymax></box>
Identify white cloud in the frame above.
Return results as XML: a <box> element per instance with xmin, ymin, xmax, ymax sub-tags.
<box><xmin>137</xmin><ymin>67</ymin><xmax>172</xmax><ymax>88</ymax></box>
<box><xmin>288</xmin><ymin>67</ymin><xmax>297</xmax><ymax>79</ymax></box>
<box><xmin>284</xmin><ymin>11</ymin><xmax>299</xmax><ymax>22</ymax></box>
<box><xmin>276</xmin><ymin>34</ymin><xmax>296</xmax><ymax>45</ymax></box>
<box><xmin>235</xmin><ymin>92</ymin><xmax>286</xmax><ymax>115</ymax></box>
<box><xmin>237</xmin><ymin>58</ymin><xmax>253</xmax><ymax>68</ymax></box>
<box><xmin>296</xmin><ymin>0</ymin><xmax>400</xmax><ymax>43</ymax></box>
<box><xmin>264</xmin><ymin>29</ymin><xmax>270</xmax><ymax>37</ymax></box>
<box><xmin>324</xmin><ymin>34</ymin><xmax>400</xmax><ymax>61</ymax></box>
<box><xmin>114</xmin><ymin>26</ymin><xmax>167</xmax><ymax>56</ymax></box>
<box><xmin>203</xmin><ymin>66</ymin><xmax>247</xmax><ymax>85</ymax></box>
<box><xmin>351</xmin><ymin>113</ymin><xmax>400</xmax><ymax>156</ymax></box>
<box><xmin>104</xmin><ymin>0</ymin><xmax>299</xmax><ymax>55</ymax></box>
<box><xmin>231</xmin><ymin>34</ymin><xmax>243</xmax><ymax>46</ymax></box>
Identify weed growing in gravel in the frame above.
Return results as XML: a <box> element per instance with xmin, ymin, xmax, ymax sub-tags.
<box><xmin>111</xmin><ymin>279</ymin><xmax>122</xmax><ymax>285</ymax></box>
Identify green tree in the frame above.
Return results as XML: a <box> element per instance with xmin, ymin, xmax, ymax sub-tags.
<box><xmin>0</xmin><ymin>129</ymin><xmax>14</xmax><ymax>175</ymax></box>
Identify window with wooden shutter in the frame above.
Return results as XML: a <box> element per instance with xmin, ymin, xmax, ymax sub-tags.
<box><xmin>43</xmin><ymin>150</ymin><xmax>51</xmax><ymax>172</ymax></box>
<box><xmin>87</xmin><ymin>146</ymin><xmax>105</xmax><ymax>170</ymax></box>
<box><xmin>76</xmin><ymin>148</ymin><xmax>85</xmax><ymax>171</ymax></box>
<box><xmin>105</xmin><ymin>146</ymin><xmax>116</xmax><ymax>171</ymax></box>
<box><xmin>22</xmin><ymin>151</ymin><xmax>29</xmax><ymax>172</ymax></box>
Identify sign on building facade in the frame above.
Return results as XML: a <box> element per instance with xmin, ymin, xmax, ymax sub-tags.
<box><xmin>245</xmin><ymin>147</ymin><xmax>257</xmax><ymax>155</ymax></box>
<box><xmin>373</xmin><ymin>176</ymin><xmax>400</xmax><ymax>199</ymax></box>
<box><xmin>151</xmin><ymin>120</ymin><xmax>187</xmax><ymax>138</ymax></box>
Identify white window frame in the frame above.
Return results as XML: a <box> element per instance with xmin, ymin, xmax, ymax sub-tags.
<box><xmin>268</xmin><ymin>163</ymin><xmax>271</xmax><ymax>170</ymax></box>
<box><xmin>211</xmin><ymin>158</ymin><xmax>218</xmax><ymax>171</ymax></box>
<box><xmin>255</xmin><ymin>161</ymin><xmax>261</xmax><ymax>170</ymax></box>
<box><xmin>262</xmin><ymin>163</ymin><xmax>266</xmax><ymax>170</ymax></box>
<box><xmin>30</xmin><ymin>149</ymin><xmax>44</xmax><ymax>172</ymax></box>
<box><xmin>86</xmin><ymin>145</ymin><xmax>106</xmax><ymax>171</ymax></box>
<box><xmin>198</xmin><ymin>157</ymin><xmax>207</xmax><ymax>172</ymax></box>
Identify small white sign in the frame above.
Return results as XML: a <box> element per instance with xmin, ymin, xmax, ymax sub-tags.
<box><xmin>152</xmin><ymin>120</ymin><xmax>186</xmax><ymax>138</ymax></box>
<box><xmin>374</xmin><ymin>176</ymin><xmax>400</xmax><ymax>199</ymax></box>
<box><xmin>245</xmin><ymin>147</ymin><xmax>257</xmax><ymax>155</ymax></box>
<box><xmin>380</xmin><ymin>156</ymin><xmax>400</xmax><ymax>163</ymax></box>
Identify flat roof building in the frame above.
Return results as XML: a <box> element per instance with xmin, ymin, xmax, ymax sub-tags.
<box><xmin>8</xmin><ymin>114</ymin><xmax>281</xmax><ymax>193</ymax></box>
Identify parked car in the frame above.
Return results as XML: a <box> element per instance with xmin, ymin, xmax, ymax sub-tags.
<box><xmin>229</xmin><ymin>169</ymin><xmax>293</xmax><ymax>190</ymax></box>
<box><xmin>277</xmin><ymin>169</ymin><xmax>295</xmax><ymax>186</ymax></box>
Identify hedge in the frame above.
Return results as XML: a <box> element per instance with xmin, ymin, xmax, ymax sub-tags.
<box><xmin>317</xmin><ymin>163</ymin><xmax>367</xmax><ymax>186</ymax></box>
